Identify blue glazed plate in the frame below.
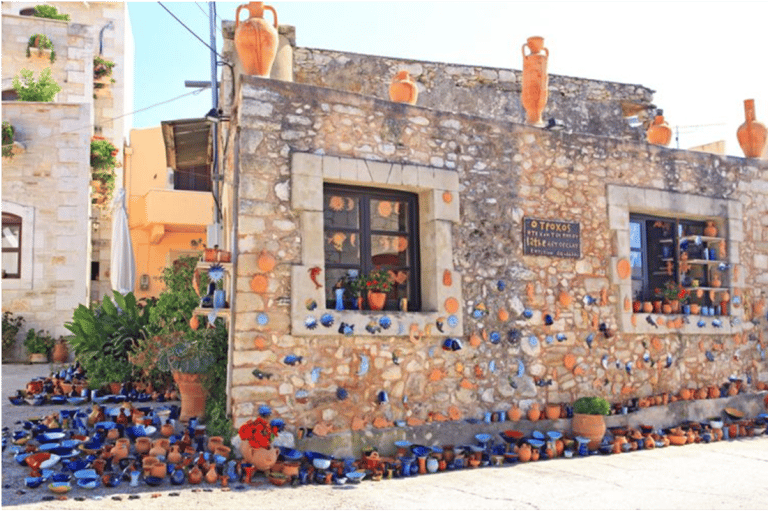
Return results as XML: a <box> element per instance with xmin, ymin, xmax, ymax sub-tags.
<box><xmin>74</xmin><ymin>469</ymin><xmax>97</xmax><ymax>480</ymax></box>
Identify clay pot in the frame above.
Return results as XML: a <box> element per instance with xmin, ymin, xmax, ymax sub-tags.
<box><xmin>704</xmin><ymin>220</ymin><xmax>718</xmax><ymax>238</ymax></box>
<box><xmin>662</xmin><ymin>304</ymin><xmax>672</xmax><ymax>315</ymax></box>
<box><xmin>214</xmin><ymin>445</ymin><xmax>232</xmax><ymax>458</ymax></box>
<box><xmin>205</xmin><ymin>465</ymin><xmax>218</xmax><ymax>484</ymax></box>
<box><xmin>679</xmin><ymin>388</ymin><xmax>692</xmax><ymax>400</ymax></box>
<box><xmin>150</xmin><ymin>438</ymin><xmax>169</xmax><ymax>458</ymax></box>
<box><xmin>52</xmin><ymin>340</ymin><xmax>68</xmax><ymax>364</ymax></box>
<box><xmin>111</xmin><ymin>442</ymin><xmax>129</xmax><ymax>462</ymax></box>
<box><xmin>647</xmin><ymin>113</ymin><xmax>672</xmax><ymax>146</ymax></box>
<box><xmin>135</xmin><ymin>437</ymin><xmax>151</xmax><ymax>455</ymax></box>
<box><xmin>708</xmin><ymin>386</ymin><xmax>720</xmax><ymax>399</ymax></box>
<box><xmin>188</xmin><ymin>465</ymin><xmax>203</xmax><ymax>484</ymax></box>
<box><xmin>508</xmin><ymin>404</ymin><xmax>522</xmax><ymax>422</ymax></box>
<box><xmin>728</xmin><ymin>382</ymin><xmax>739</xmax><ymax>396</ymax></box>
<box><xmin>240</xmin><ymin>442</ymin><xmax>279</xmax><ymax>472</ymax></box>
<box><xmin>167</xmin><ymin>445</ymin><xmax>182</xmax><ymax>465</ymax></box>
<box><xmin>653</xmin><ymin>300</ymin><xmax>662</xmax><ymax>313</ymax></box>
<box><xmin>571</xmin><ymin>413</ymin><xmax>606</xmax><ymax>450</ymax></box>
<box><xmin>282</xmin><ymin>461</ymin><xmax>300</xmax><ymax>477</ymax></box>
<box><xmin>367</xmin><ymin>291</ymin><xmax>386</xmax><ymax>311</ymax></box>
<box><xmin>737</xmin><ymin>99</ymin><xmax>767</xmax><ymax>158</ymax></box>
<box><xmin>689</xmin><ymin>303</ymin><xmax>700</xmax><ymax>315</ymax></box>
<box><xmin>389</xmin><ymin>70</ymin><xmax>418</xmax><ymax>105</ymax></box>
<box><xmin>710</xmin><ymin>273</ymin><xmax>722</xmax><ymax>288</ymax></box>
<box><xmin>208</xmin><ymin>436</ymin><xmax>224</xmax><ymax>453</ymax></box>
<box><xmin>521</xmin><ymin>36</ymin><xmax>549</xmax><ymax>126</ymax></box>
<box><xmin>234</xmin><ymin>2</ymin><xmax>279</xmax><ymax>78</ymax></box>
<box><xmin>161</xmin><ymin>422</ymin><xmax>174</xmax><ymax>438</ymax></box>
<box><xmin>517</xmin><ymin>443</ymin><xmax>532</xmax><ymax>463</ymax></box>
<box><xmin>643</xmin><ymin>301</ymin><xmax>654</xmax><ymax>313</ymax></box>
<box><xmin>545</xmin><ymin>403</ymin><xmax>561</xmax><ymax>420</ymax></box>
<box><xmin>151</xmin><ymin>460</ymin><xmax>167</xmax><ymax>479</ymax></box>
<box><xmin>173</xmin><ymin>372</ymin><xmax>207</xmax><ymax>423</ymax></box>
<box><xmin>527</xmin><ymin>403</ymin><xmax>541</xmax><ymax>422</ymax></box>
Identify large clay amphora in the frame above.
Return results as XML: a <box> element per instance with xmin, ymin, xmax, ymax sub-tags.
<box><xmin>737</xmin><ymin>99</ymin><xmax>767</xmax><ymax>158</ymax></box>
<box><xmin>234</xmin><ymin>2</ymin><xmax>278</xmax><ymax>77</ymax></box>
<box><xmin>647</xmin><ymin>113</ymin><xmax>672</xmax><ymax>146</ymax></box>
<box><xmin>521</xmin><ymin>36</ymin><xmax>549</xmax><ymax>126</ymax></box>
<box><xmin>389</xmin><ymin>70</ymin><xmax>418</xmax><ymax>105</ymax></box>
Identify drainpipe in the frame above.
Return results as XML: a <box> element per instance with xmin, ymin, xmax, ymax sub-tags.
<box><xmin>227</xmin><ymin>126</ymin><xmax>240</xmax><ymax>418</ymax></box>
<box><xmin>99</xmin><ymin>21</ymin><xmax>113</xmax><ymax>56</ymax></box>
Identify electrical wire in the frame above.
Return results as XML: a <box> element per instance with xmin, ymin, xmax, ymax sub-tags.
<box><xmin>194</xmin><ymin>1</ymin><xmax>225</xmax><ymax>37</ymax></box>
<box><xmin>157</xmin><ymin>1</ymin><xmax>226</xmax><ymax>61</ymax></box>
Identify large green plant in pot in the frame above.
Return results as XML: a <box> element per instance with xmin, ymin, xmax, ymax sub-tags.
<box><xmin>572</xmin><ymin>396</ymin><xmax>610</xmax><ymax>450</ymax></box>
<box><xmin>64</xmin><ymin>291</ymin><xmax>150</xmax><ymax>389</ymax></box>
<box><xmin>156</xmin><ymin>331</ymin><xmax>215</xmax><ymax>423</ymax></box>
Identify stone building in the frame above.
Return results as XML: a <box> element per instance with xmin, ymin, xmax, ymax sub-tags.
<box><xmin>1</xmin><ymin>2</ymin><xmax>132</xmax><ymax>360</ymax></box>
<box><xmin>220</xmin><ymin>23</ymin><xmax>766</xmax><ymax>449</ymax></box>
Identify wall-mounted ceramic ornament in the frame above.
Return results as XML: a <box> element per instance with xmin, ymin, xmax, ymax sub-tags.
<box><xmin>257</xmin><ymin>313</ymin><xmax>269</xmax><ymax>326</ymax></box>
<box><xmin>442</xmin><ymin>191</ymin><xmax>453</xmax><ymax>204</ymax></box>
<box><xmin>445</xmin><ymin>297</ymin><xmax>459</xmax><ymax>314</ymax></box>
<box><xmin>379</xmin><ymin>316</ymin><xmax>391</xmax><ymax>329</ymax></box>
<box><xmin>284</xmin><ymin>355</ymin><xmax>303</xmax><ymax>366</ymax></box>
<box><xmin>305</xmin><ymin>317</ymin><xmax>317</xmax><ymax>330</ymax></box>
<box><xmin>357</xmin><ymin>356</ymin><xmax>369</xmax><ymax>376</ymax></box>
<box><xmin>497</xmin><ymin>280</ymin><xmax>506</xmax><ymax>292</ymax></box>
<box><xmin>490</xmin><ymin>331</ymin><xmax>501</xmax><ymax>344</ymax></box>
<box><xmin>498</xmin><ymin>308</ymin><xmax>509</xmax><ymax>322</ymax></box>
<box><xmin>558</xmin><ymin>291</ymin><xmax>572</xmax><ymax>308</ymax></box>
<box><xmin>443</xmin><ymin>270</ymin><xmax>452</xmax><ymax>287</ymax></box>
<box><xmin>258</xmin><ymin>251</ymin><xmax>276</xmax><ymax>272</ymax></box>
<box><xmin>305</xmin><ymin>299</ymin><xmax>317</xmax><ymax>311</ymax></box>
<box><xmin>320</xmin><ymin>313</ymin><xmax>334</xmax><ymax>327</ymax></box>
<box><xmin>435</xmin><ymin>317</ymin><xmax>445</xmax><ymax>332</ymax></box>
<box><xmin>447</xmin><ymin>315</ymin><xmax>459</xmax><ymax>328</ymax></box>
<box><xmin>516</xmin><ymin>359</ymin><xmax>525</xmax><ymax>377</ymax></box>
<box><xmin>616</xmin><ymin>258</ymin><xmax>631</xmax><ymax>280</ymax></box>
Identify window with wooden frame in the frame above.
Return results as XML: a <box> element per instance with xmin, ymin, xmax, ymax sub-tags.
<box><xmin>323</xmin><ymin>184</ymin><xmax>421</xmax><ymax>311</ymax></box>
<box><xmin>174</xmin><ymin>164</ymin><xmax>212</xmax><ymax>192</ymax></box>
<box><xmin>2</xmin><ymin>212</ymin><xmax>22</xmax><ymax>279</ymax></box>
<box><xmin>630</xmin><ymin>214</ymin><xmax>728</xmax><ymax>313</ymax></box>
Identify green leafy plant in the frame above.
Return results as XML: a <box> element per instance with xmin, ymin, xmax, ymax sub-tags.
<box><xmin>347</xmin><ymin>272</ymin><xmax>366</xmax><ymax>298</ymax></box>
<box><xmin>148</xmin><ymin>254</ymin><xmax>202</xmax><ymax>335</ymax></box>
<box><xmin>64</xmin><ymin>291</ymin><xmax>151</xmax><ymax>388</ymax></box>
<box><xmin>12</xmin><ymin>68</ymin><xmax>61</xmax><ymax>102</ymax></box>
<box><xmin>202</xmin><ymin>319</ymin><xmax>232</xmax><ymax>440</ymax></box>
<box><xmin>33</xmin><ymin>5</ymin><xmax>70</xmax><ymax>21</ymax></box>
<box><xmin>23</xmin><ymin>328</ymin><xmax>56</xmax><ymax>355</ymax></box>
<box><xmin>2</xmin><ymin>122</ymin><xmax>15</xmax><ymax>159</ymax></box>
<box><xmin>2</xmin><ymin>311</ymin><xmax>25</xmax><ymax>354</ymax></box>
<box><xmin>26</xmin><ymin>34</ymin><xmax>56</xmax><ymax>63</ymax></box>
<box><xmin>573</xmin><ymin>396</ymin><xmax>611</xmax><ymax>416</ymax></box>
<box><xmin>655</xmin><ymin>281</ymin><xmax>689</xmax><ymax>304</ymax></box>
<box><xmin>360</xmin><ymin>268</ymin><xmax>394</xmax><ymax>294</ymax></box>
<box><xmin>93</xmin><ymin>55</ymin><xmax>116</xmax><ymax>83</ymax></box>
<box><xmin>155</xmin><ymin>331</ymin><xmax>215</xmax><ymax>375</ymax></box>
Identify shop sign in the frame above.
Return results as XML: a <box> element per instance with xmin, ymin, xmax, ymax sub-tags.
<box><xmin>523</xmin><ymin>217</ymin><xmax>580</xmax><ymax>258</ymax></box>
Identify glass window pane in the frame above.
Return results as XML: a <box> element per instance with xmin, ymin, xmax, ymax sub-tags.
<box><xmin>370</xmin><ymin>199</ymin><xmax>408</xmax><ymax>232</ymax></box>
<box><xmin>324</xmin><ymin>268</ymin><xmax>357</xmax><ymax>309</ymax></box>
<box><xmin>629</xmin><ymin>221</ymin><xmax>642</xmax><ymax>249</ymax></box>
<box><xmin>324</xmin><ymin>231</ymin><xmax>360</xmax><ymax>265</ymax></box>
<box><xmin>2</xmin><ymin>252</ymin><xmax>19</xmax><ymax>276</ymax></box>
<box><xmin>324</xmin><ymin>194</ymin><xmax>358</xmax><ymax>229</ymax></box>
<box><xmin>371</xmin><ymin>235</ymin><xmax>409</xmax><ymax>267</ymax></box>
<box><xmin>2</xmin><ymin>225</ymin><xmax>20</xmax><ymax>249</ymax></box>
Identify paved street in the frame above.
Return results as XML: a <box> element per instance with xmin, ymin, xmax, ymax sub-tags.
<box><xmin>3</xmin><ymin>364</ymin><xmax>767</xmax><ymax>509</ymax></box>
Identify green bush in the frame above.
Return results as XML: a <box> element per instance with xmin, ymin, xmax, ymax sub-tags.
<box><xmin>65</xmin><ymin>291</ymin><xmax>151</xmax><ymax>388</ymax></box>
<box><xmin>93</xmin><ymin>55</ymin><xmax>116</xmax><ymax>81</ymax></box>
<box><xmin>27</xmin><ymin>34</ymin><xmax>56</xmax><ymax>63</ymax></box>
<box><xmin>573</xmin><ymin>396</ymin><xmax>611</xmax><ymax>416</ymax></box>
<box><xmin>23</xmin><ymin>328</ymin><xmax>56</xmax><ymax>355</ymax></box>
<box><xmin>33</xmin><ymin>5</ymin><xmax>70</xmax><ymax>21</ymax></box>
<box><xmin>2</xmin><ymin>122</ymin><xmax>15</xmax><ymax>159</ymax></box>
<box><xmin>12</xmin><ymin>68</ymin><xmax>61</xmax><ymax>102</ymax></box>
<box><xmin>201</xmin><ymin>319</ymin><xmax>232</xmax><ymax>440</ymax></box>
<box><xmin>148</xmin><ymin>254</ymin><xmax>203</xmax><ymax>335</ymax></box>
<box><xmin>2</xmin><ymin>311</ymin><xmax>25</xmax><ymax>353</ymax></box>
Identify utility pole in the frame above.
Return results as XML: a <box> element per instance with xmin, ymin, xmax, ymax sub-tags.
<box><xmin>209</xmin><ymin>1</ymin><xmax>221</xmax><ymax>233</ymax></box>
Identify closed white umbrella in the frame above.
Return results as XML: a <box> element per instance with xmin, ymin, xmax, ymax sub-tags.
<box><xmin>110</xmin><ymin>188</ymin><xmax>136</xmax><ymax>294</ymax></box>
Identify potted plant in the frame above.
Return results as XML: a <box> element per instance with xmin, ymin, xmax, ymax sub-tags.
<box><xmin>90</xmin><ymin>136</ymin><xmax>118</xmax><ymax>206</ymax></box>
<box><xmin>2</xmin><ymin>122</ymin><xmax>16</xmax><ymax>159</ymax></box>
<box><xmin>347</xmin><ymin>271</ymin><xmax>366</xmax><ymax>310</ymax></box>
<box><xmin>156</xmin><ymin>331</ymin><xmax>216</xmax><ymax>422</ymax></box>
<box><xmin>93</xmin><ymin>56</ymin><xmax>116</xmax><ymax>86</ymax></box>
<box><xmin>2</xmin><ymin>312</ymin><xmax>25</xmax><ymax>361</ymax></box>
<box><xmin>656</xmin><ymin>281</ymin><xmax>689</xmax><ymax>314</ymax></box>
<box><xmin>12</xmin><ymin>68</ymin><xmax>61</xmax><ymax>102</ymax></box>
<box><xmin>238</xmin><ymin>415</ymin><xmax>280</xmax><ymax>472</ymax></box>
<box><xmin>360</xmin><ymin>268</ymin><xmax>394</xmax><ymax>311</ymax></box>
<box><xmin>23</xmin><ymin>328</ymin><xmax>56</xmax><ymax>363</ymax></box>
<box><xmin>32</xmin><ymin>5</ymin><xmax>70</xmax><ymax>21</ymax></box>
<box><xmin>571</xmin><ymin>396</ymin><xmax>610</xmax><ymax>450</ymax></box>
<box><xmin>26</xmin><ymin>34</ymin><xmax>56</xmax><ymax>63</ymax></box>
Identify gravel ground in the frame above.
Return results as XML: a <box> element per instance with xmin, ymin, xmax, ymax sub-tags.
<box><xmin>3</xmin><ymin>363</ymin><xmax>768</xmax><ymax>510</ymax></box>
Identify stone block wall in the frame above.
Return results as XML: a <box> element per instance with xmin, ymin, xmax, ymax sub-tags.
<box><xmin>2</xmin><ymin>101</ymin><xmax>91</xmax><ymax>361</ymax></box>
<box><xmin>224</xmin><ymin>74</ymin><xmax>767</xmax><ymax>434</ymax></box>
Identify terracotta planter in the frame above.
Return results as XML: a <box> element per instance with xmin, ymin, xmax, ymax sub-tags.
<box><xmin>508</xmin><ymin>404</ymin><xmax>522</xmax><ymax>422</ymax></box>
<box><xmin>367</xmin><ymin>291</ymin><xmax>387</xmax><ymax>311</ymax></box>
<box><xmin>52</xmin><ymin>341</ymin><xmax>68</xmax><ymax>364</ymax></box>
<box><xmin>571</xmin><ymin>413</ymin><xmax>606</xmax><ymax>450</ymax></box>
<box><xmin>173</xmin><ymin>372</ymin><xmax>207</xmax><ymax>423</ymax></box>
<box><xmin>662</xmin><ymin>304</ymin><xmax>672</xmax><ymax>315</ymax></box>
<box><xmin>234</xmin><ymin>2</ymin><xmax>279</xmax><ymax>77</ymax></box>
<box><xmin>545</xmin><ymin>403</ymin><xmax>561</xmax><ymax>420</ymax></box>
<box><xmin>643</xmin><ymin>301</ymin><xmax>654</xmax><ymax>313</ymax></box>
<box><xmin>521</xmin><ymin>36</ymin><xmax>549</xmax><ymax>126</ymax></box>
<box><xmin>647</xmin><ymin>114</ymin><xmax>672</xmax><ymax>146</ymax></box>
<box><xmin>704</xmin><ymin>220</ymin><xmax>718</xmax><ymax>238</ymax></box>
<box><xmin>527</xmin><ymin>403</ymin><xmax>541</xmax><ymax>422</ymax></box>
<box><xmin>736</xmin><ymin>99</ymin><xmax>767</xmax><ymax>158</ymax></box>
<box><xmin>517</xmin><ymin>443</ymin><xmax>532</xmax><ymax>463</ymax></box>
<box><xmin>689</xmin><ymin>303</ymin><xmax>700</xmax><ymax>315</ymax></box>
<box><xmin>389</xmin><ymin>70</ymin><xmax>418</xmax><ymax>105</ymax></box>
<box><xmin>240</xmin><ymin>442</ymin><xmax>279</xmax><ymax>472</ymax></box>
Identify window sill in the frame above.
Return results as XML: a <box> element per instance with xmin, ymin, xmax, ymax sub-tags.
<box><xmin>621</xmin><ymin>312</ymin><xmax>752</xmax><ymax>336</ymax></box>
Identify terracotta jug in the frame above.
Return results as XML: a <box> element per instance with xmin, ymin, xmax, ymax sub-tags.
<box><xmin>521</xmin><ymin>36</ymin><xmax>549</xmax><ymax>125</ymax></box>
<box><xmin>527</xmin><ymin>403</ymin><xmax>541</xmax><ymax>422</ymax></box>
<box><xmin>208</xmin><ymin>436</ymin><xmax>224</xmax><ymax>453</ymax></box>
<box><xmin>241</xmin><ymin>442</ymin><xmax>279</xmax><ymax>472</ymax></box>
<box><xmin>188</xmin><ymin>465</ymin><xmax>203</xmax><ymax>484</ymax></box>
<box><xmin>704</xmin><ymin>220</ymin><xmax>718</xmax><ymax>238</ymax></box>
<box><xmin>736</xmin><ymin>99</ymin><xmax>767</xmax><ymax>158</ymax></box>
<box><xmin>161</xmin><ymin>421</ymin><xmax>174</xmax><ymax>438</ymax></box>
<box><xmin>150</xmin><ymin>438</ymin><xmax>169</xmax><ymax>458</ymax></box>
<box><xmin>205</xmin><ymin>464</ymin><xmax>218</xmax><ymax>484</ymax></box>
<box><xmin>167</xmin><ymin>444</ymin><xmax>183</xmax><ymax>465</ymax></box>
<box><xmin>647</xmin><ymin>113</ymin><xmax>672</xmax><ymax>146</ymax></box>
<box><xmin>52</xmin><ymin>340</ymin><xmax>68</xmax><ymax>364</ymax></box>
<box><xmin>135</xmin><ymin>436</ymin><xmax>151</xmax><ymax>455</ymax></box>
<box><xmin>234</xmin><ymin>2</ymin><xmax>279</xmax><ymax>77</ymax></box>
<box><xmin>389</xmin><ymin>70</ymin><xmax>418</xmax><ymax>105</ymax></box>
<box><xmin>545</xmin><ymin>403</ymin><xmax>561</xmax><ymax>420</ymax></box>
<box><xmin>508</xmin><ymin>404</ymin><xmax>522</xmax><ymax>422</ymax></box>
<box><xmin>517</xmin><ymin>443</ymin><xmax>532</xmax><ymax>463</ymax></box>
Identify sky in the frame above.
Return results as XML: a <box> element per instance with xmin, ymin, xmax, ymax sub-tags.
<box><xmin>128</xmin><ymin>1</ymin><xmax>768</xmax><ymax>156</ymax></box>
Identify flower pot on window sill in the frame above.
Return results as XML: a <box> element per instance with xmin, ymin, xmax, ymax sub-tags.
<box><xmin>367</xmin><ymin>291</ymin><xmax>387</xmax><ymax>311</ymax></box>
<box><xmin>27</xmin><ymin>47</ymin><xmax>53</xmax><ymax>64</ymax></box>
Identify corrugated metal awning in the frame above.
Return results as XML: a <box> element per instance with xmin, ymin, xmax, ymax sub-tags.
<box><xmin>160</xmin><ymin>118</ymin><xmax>212</xmax><ymax>170</ymax></box>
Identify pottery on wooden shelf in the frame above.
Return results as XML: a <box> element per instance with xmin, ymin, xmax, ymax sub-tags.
<box><xmin>704</xmin><ymin>220</ymin><xmax>718</xmax><ymax>238</ymax></box>
<box><xmin>647</xmin><ymin>113</ymin><xmax>672</xmax><ymax>146</ymax></box>
<box><xmin>521</xmin><ymin>36</ymin><xmax>549</xmax><ymax>126</ymax></box>
<box><xmin>389</xmin><ymin>70</ymin><xmax>419</xmax><ymax>105</ymax></box>
<box><xmin>736</xmin><ymin>99</ymin><xmax>767</xmax><ymax>158</ymax></box>
<box><xmin>234</xmin><ymin>2</ymin><xmax>279</xmax><ymax>77</ymax></box>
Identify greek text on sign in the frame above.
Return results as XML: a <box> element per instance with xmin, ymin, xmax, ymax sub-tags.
<box><xmin>523</xmin><ymin>217</ymin><xmax>581</xmax><ymax>258</ymax></box>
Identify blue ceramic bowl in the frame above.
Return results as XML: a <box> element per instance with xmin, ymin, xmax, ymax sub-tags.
<box><xmin>14</xmin><ymin>453</ymin><xmax>29</xmax><ymax>466</ymax></box>
<box><xmin>60</xmin><ymin>439</ymin><xmax>80</xmax><ymax>450</ymax></box>
<box><xmin>65</xmin><ymin>458</ymin><xmax>88</xmax><ymax>472</ymax></box>
<box><xmin>547</xmin><ymin>431</ymin><xmax>562</xmax><ymax>440</ymax></box>
<box><xmin>475</xmin><ymin>433</ymin><xmax>492</xmax><ymax>444</ymax></box>
<box><xmin>528</xmin><ymin>439</ymin><xmax>545</xmax><ymax>449</ymax></box>
<box><xmin>145</xmin><ymin>476</ymin><xmax>163</xmax><ymax>486</ymax></box>
<box><xmin>411</xmin><ymin>445</ymin><xmax>430</xmax><ymax>458</ymax></box>
<box><xmin>312</xmin><ymin>455</ymin><xmax>332</xmax><ymax>470</ymax></box>
<box><xmin>36</xmin><ymin>432</ymin><xmax>66</xmax><ymax>443</ymax></box>
<box><xmin>531</xmin><ymin>430</ymin><xmax>545</xmax><ymax>440</ymax></box>
<box><xmin>25</xmin><ymin>477</ymin><xmax>43</xmax><ymax>488</ymax></box>
<box><xmin>74</xmin><ymin>469</ymin><xmax>97</xmax><ymax>480</ymax></box>
<box><xmin>51</xmin><ymin>446</ymin><xmax>79</xmax><ymax>458</ymax></box>
<box><xmin>394</xmin><ymin>440</ymin><xmax>412</xmax><ymax>449</ymax></box>
<box><xmin>9</xmin><ymin>396</ymin><xmax>25</xmax><ymax>406</ymax></box>
<box><xmin>51</xmin><ymin>473</ymin><xmax>71</xmax><ymax>483</ymax></box>
<box><xmin>280</xmin><ymin>447</ymin><xmax>303</xmax><ymax>461</ymax></box>
<box><xmin>38</xmin><ymin>442</ymin><xmax>60</xmax><ymax>452</ymax></box>
<box><xmin>77</xmin><ymin>478</ymin><xmax>99</xmax><ymax>489</ymax></box>
<box><xmin>50</xmin><ymin>396</ymin><xmax>67</xmax><ymax>405</ymax></box>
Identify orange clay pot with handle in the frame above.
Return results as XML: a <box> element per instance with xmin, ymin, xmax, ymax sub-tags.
<box><xmin>737</xmin><ymin>99</ymin><xmax>767</xmax><ymax>158</ymax></box>
<box><xmin>234</xmin><ymin>2</ymin><xmax>278</xmax><ymax>77</ymax></box>
<box><xmin>521</xmin><ymin>36</ymin><xmax>549</xmax><ymax>126</ymax></box>
<box><xmin>389</xmin><ymin>70</ymin><xmax>418</xmax><ymax>105</ymax></box>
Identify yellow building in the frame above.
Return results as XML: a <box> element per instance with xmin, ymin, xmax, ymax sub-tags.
<box><xmin>124</xmin><ymin>124</ymin><xmax>213</xmax><ymax>299</ymax></box>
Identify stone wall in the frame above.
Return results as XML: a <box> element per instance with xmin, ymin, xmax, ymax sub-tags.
<box><xmin>291</xmin><ymin>46</ymin><xmax>655</xmax><ymax>142</ymax></box>
<box><xmin>2</xmin><ymin>101</ymin><xmax>91</xmax><ymax>361</ymax></box>
<box><xmin>225</xmin><ymin>74</ymin><xmax>767</xmax><ymax>435</ymax></box>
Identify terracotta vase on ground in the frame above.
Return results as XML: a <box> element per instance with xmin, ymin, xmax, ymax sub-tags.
<box><xmin>736</xmin><ymin>99</ymin><xmax>767</xmax><ymax>158</ymax></box>
<box><xmin>571</xmin><ymin>413</ymin><xmax>606</xmax><ymax>450</ymax></box>
<box><xmin>173</xmin><ymin>371</ymin><xmax>207</xmax><ymax>423</ymax></box>
<box><xmin>234</xmin><ymin>2</ymin><xmax>279</xmax><ymax>77</ymax></box>
<box><xmin>240</xmin><ymin>442</ymin><xmax>279</xmax><ymax>472</ymax></box>
<box><xmin>521</xmin><ymin>36</ymin><xmax>549</xmax><ymax>125</ymax></box>
<box><xmin>52</xmin><ymin>340</ymin><xmax>68</xmax><ymax>364</ymax></box>
<box><xmin>517</xmin><ymin>443</ymin><xmax>532</xmax><ymax>463</ymax></box>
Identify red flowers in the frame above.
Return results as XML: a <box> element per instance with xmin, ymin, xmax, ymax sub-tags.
<box><xmin>238</xmin><ymin>417</ymin><xmax>278</xmax><ymax>449</ymax></box>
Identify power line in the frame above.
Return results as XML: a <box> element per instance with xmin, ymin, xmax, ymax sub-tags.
<box><xmin>157</xmin><ymin>1</ymin><xmax>226</xmax><ymax>61</ymax></box>
<box><xmin>193</xmin><ymin>1</ymin><xmax>224</xmax><ymax>38</ymax></box>
<box><xmin>52</xmin><ymin>87</ymin><xmax>209</xmax><ymax>138</ymax></box>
